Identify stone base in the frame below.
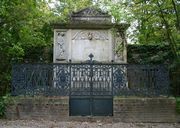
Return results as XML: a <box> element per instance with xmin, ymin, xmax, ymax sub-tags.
<box><xmin>5</xmin><ymin>97</ymin><xmax>180</xmax><ymax>122</ymax></box>
<box><xmin>5</xmin><ymin>96</ymin><xmax>69</xmax><ymax>121</ymax></box>
<box><xmin>113</xmin><ymin>97</ymin><xmax>180</xmax><ymax>123</ymax></box>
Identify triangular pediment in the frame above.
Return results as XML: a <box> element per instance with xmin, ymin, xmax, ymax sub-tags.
<box><xmin>70</xmin><ymin>7</ymin><xmax>111</xmax><ymax>24</ymax></box>
<box><xmin>71</xmin><ymin>8</ymin><xmax>110</xmax><ymax>17</ymax></box>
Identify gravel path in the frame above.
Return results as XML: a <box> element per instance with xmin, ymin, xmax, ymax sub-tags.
<box><xmin>0</xmin><ymin>119</ymin><xmax>179</xmax><ymax>128</ymax></box>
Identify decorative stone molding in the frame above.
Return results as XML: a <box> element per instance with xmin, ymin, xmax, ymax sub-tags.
<box><xmin>114</xmin><ymin>29</ymin><xmax>126</xmax><ymax>62</ymax></box>
<box><xmin>116</xmin><ymin>32</ymin><xmax>123</xmax><ymax>56</ymax></box>
<box><xmin>71</xmin><ymin>8</ymin><xmax>109</xmax><ymax>17</ymax></box>
<box><xmin>56</xmin><ymin>31</ymin><xmax>66</xmax><ymax>61</ymax></box>
<box><xmin>72</xmin><ymin>31</ymin><xmax>109</xmax><ymax>40</ymax></box>
<box><xmin>71</xmin><ymin>8</ymin><xmax>111</xmax><ymax>24</ymax></box>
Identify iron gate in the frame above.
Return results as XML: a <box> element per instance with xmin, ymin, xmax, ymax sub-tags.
<box><xmin>69</xmin><ymin>54</ymin><xmax>113</xmax><ymax>116</ymax></box>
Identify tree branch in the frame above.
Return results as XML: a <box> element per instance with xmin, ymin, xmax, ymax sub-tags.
<box><xmin>171</xmin><ymin>0</ymin><xmax>180</xmax><ymax>31</ymax></box>
<box><xmin>156</xmin><ymin>0</ymin><xmax>178</xmax><ymax>58</ymax></box>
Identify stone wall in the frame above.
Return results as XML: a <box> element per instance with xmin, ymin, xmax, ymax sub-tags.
<box><xmin>5</xmin><ymin>97</ymin><xmax>180</xmax><ymax>122</ymax></box>
<box><xmin>113</xmin><ymin>97</ymin><xmax>179</xmax><ymax>122</ymax></box>
<box><xmin>6</xmin><ymin>97</ymin><xmax>69</xmax><ymax>120</ymax></box>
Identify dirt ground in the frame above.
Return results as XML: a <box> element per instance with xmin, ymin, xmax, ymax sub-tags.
<box><xmin>0</xmin><ymin>119</ymin><xmax>180</xmax><ymax>128</ymax></box>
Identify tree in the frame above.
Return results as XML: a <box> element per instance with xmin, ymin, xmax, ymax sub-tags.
<box><xmin>51</xmin><ymin>0</ymin><xmax>93</xmax><ymax>22</ymax></box>
<box><xmin>129</xmin><ymin>0</ymin><xmax>179</xmax><ymax>59</ymax></box>
<box><xmin>0</xmin><ymin>0</ymin><xmax>54</xmax><ymax>95</ymax></box>
<box><xmin>94</xmin><ymin>0</ymin><xmax>132</xmax><ymax>23</ymax></box>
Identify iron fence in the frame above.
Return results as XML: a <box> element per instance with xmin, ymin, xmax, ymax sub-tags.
<box><xmin>12</xmin><ymin>62</ymin><xmax>169</xmax><ymax>97</ymax></box>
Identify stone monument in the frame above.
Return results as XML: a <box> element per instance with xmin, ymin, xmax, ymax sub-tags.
<box><xmin>53</xmin><ymin>8</ymin><xmax>129</xmax><ymax>63</ymax></box>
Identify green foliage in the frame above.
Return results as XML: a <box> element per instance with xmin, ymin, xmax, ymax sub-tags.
<box><xmin>127</xmin><ymin>44</ymin><xmax>174</xmax><ymax>64</ymax></box>
<box><xmin>52</xmin><ymin>0</ymin><xmax>93</xmax><ymax>22</ymax></box>
<box><xmin>176</xmin><ymin>97</ymin><xmax>180</xmax><ymax>114</ymax></box>
<box><xmin>94</xmin><ymin>0</ymin><xmax>132</xmax><ymax>23</ymax></box>
<box><xmin>0</xmin><ymin>94</ymin><xmax>11</xmax><ymax>118</ymax></box>
<box><xmin>0</xmin><ymin>98</ymin><xmax>5</xmax><ymax>117</ymax></box>
<box><xmin>129</xmin><ymin>0</ymin><xmax>179</xmax><ymax>58</ymax></box>
<box><xmin>0</xmin><ymin>0</ymin><xmax>54</xmax><ymax>95</ymax></box>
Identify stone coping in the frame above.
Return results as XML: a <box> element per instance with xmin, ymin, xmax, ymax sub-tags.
<box><xmin>53</xmin><ymin>23</ymin><xmax>130</xmax><ymax>30</ymax></box>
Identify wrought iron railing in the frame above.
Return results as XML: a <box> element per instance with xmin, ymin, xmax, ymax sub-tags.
<box><xmin>12</xmin><ymin>62</ymin><xmax>169</xmax><ymax>97</ymax></box>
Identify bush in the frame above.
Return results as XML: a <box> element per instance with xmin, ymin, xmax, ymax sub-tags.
<box><xmin>0</xmin><ymin>94</ymin><xmax>11</xmax><ymax>118</ymax></box>
<box><xmin>127</xmin><ymin>44</ymin><xmax>174</xmax><ymax>64</ymax></box>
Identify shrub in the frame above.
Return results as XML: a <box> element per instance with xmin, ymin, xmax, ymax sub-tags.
<box><xmin>0</xmin><ymin>94</ymin><xmax>11</xmax><ymax>118</ymax></box>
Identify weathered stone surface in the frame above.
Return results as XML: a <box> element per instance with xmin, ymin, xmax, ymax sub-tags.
<box><xmin>113</xmin><ymin>97</ymin><xmax>179</xmax><ymax>122</ymax></box>
<box><xmin>53</xmin><ymin>8</ymin><xmax>129</xmax><ymax>63</ymax></box>
<box><xmin>5</xmin><ymin>97</ymin><xmax>180</xmax><ymax>122</ymax></box>
<box><xmin>71</xmin><ymin>30</ymin><xmax>112</xmax><ymax>62</ymax></box>
<box><xmin>70</xmin><ymin>8</ymin><xmax>111</xmax><ymax>24</ymax></box>
<box><xmin>5</xmin><ymin>97</ymin><xmax>69</xmax><ymax>121</ymax></box>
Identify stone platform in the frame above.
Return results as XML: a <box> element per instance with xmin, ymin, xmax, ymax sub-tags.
<box><xmin>5</xmin><ymin>96</ymin><xmax>180</xmax><ymax>123</ymax></box>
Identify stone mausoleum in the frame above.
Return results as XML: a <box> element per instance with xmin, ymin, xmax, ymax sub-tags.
<box><xmin>53</xmin><ymin>8</ymin><xmax>129</xmax><ymax>63</ymax></box>
<box><xmin>8</xmin><ymin>7</ymin><xmax>177</xmax><ymax>122</ymax></box>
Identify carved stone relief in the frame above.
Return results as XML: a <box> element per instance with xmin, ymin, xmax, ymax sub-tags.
<box><xmin>70</xmin><ymin>8</ymin><xmax>111</xmax><ymax>24</ymax></box>
<box><xmin>72</xmin><ymin>31</ymin><xmax>109</xmax><ymax>40</ymax></box>
<box><xmin>72</xmin><ymin>8</ymin><xmax>109</xmax><ymax>17</ymax></box>
<box><xmin>114</xmin><ymin>30</ymin><xmax>125</xmax><ymax>61</ymax></box>
<box><xmin>56</xmin><ymin>32</ymin><xmax>66</xmax><ymax>60</ymax></box>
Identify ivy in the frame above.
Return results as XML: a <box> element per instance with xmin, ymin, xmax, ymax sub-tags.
<box><xmin>127</xmin><ymin>44</ymin><xmax>174</xmax><ymax>64</ymax></box>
